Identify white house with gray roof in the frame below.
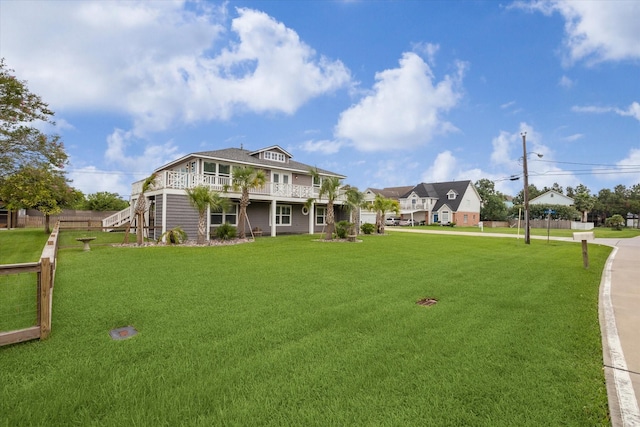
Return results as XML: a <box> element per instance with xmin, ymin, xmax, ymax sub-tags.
<box><xmin>105</xmin><ymin>145</ymin><xmax>347</xmax><ymax>240</ymax></box>
<box><xmin>364</xmin><ymin>180</ymin><xmax>481</xmax><ymax>226</ymax></box>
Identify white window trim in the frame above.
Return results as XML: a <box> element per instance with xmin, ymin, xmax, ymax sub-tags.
<box><xmin>211</xmin><ymin>204</ymin><xmax>238</xmax><ymax>226</ymax></box>
<box><xmin>269</xmin><ymin>204</ymin><xmax>292</xmax><ymax>226</ymax></box>
<box><xmin>316</xmin><ymin>206</ymin><xmax>327</xmax><ymax>225</ymax></box>
<box><xmin>264</xmin><ymin>151</ymin><xmax>286</xmax><ymax>163</ymax></box>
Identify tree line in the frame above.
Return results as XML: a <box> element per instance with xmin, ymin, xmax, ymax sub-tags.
<box><xmin>475</xmin><ymin>178</ymin><xmax>640</xmax><ymax>226</ymax></box>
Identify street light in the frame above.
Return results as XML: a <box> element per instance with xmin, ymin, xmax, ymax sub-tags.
<box><xmin>520</xmin><ymin>132</ymin><xmax>542</xmax><ymax>245</ymax></box>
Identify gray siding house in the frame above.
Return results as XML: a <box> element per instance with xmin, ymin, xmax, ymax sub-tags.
<box><xmin>114</xmin><ymin>145</ymin><xmax>347</xmax><ymax>240</ymax></box>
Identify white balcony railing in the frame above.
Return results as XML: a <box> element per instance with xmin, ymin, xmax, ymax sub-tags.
<box><xmin>131</xmin><ymin>171</ymin><xmax>338</xmax><ymax>201</ymax></box>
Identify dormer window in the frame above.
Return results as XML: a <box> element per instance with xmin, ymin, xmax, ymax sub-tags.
<box><xmin>264</xmin><ymin>151</ymin><xmax>286</xmax><ymax>163</ymax></box>
<box><xmin>447</xmin><ymin>190</ymin><xmax>457</xmax><ymax>200</ymax></box>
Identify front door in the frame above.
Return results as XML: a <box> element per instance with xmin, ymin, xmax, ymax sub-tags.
<box><xmin>273</xmin><ymin>173</ymin><xmax>290</xmax><ymax>196</ymax></box>
<box><xmin>433</xmin><ymin>213</ymin><xmax>439</xmax><ymax>223</ymax></box>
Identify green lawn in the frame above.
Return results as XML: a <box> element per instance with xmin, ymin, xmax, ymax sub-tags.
<box><xmin>399</xmin><ymin>224</ymin><xmax>640</xmax><ymax>239</ymax></box>
<box><xmin>0</xmin><ymin>232</ymin><xmax>612</xmax><ymax>425</ymax></box>
<box><xmin>0</xmin><ymin>228</ymin><xmax>50</xmax><ymax>264</ymax></box>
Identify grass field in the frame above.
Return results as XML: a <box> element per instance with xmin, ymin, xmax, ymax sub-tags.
<box><xmin>0</xmin><ymin>230</ymin><xmax>613</xmax><ymax>425</ymax></box>
<box><xmin>392</xmin><ymin>224</ymin><xmax>640</xmax><ymax>239</ymax></box>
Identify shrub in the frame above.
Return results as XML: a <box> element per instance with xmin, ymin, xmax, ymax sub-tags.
<box><xmin>449</xmin><ymin>222</ymin><xmax>456</xmax><ymax>227</ymax></box>
<box><xmin>335</xmin><ymin>220</ymin><xmax>352</xmax><ymax>239</ymax></box>
<box><xmin>215</xmin><ymin>223</ymin><xmax>237</xmax><ymax>240</ymax></box>
<box><xmin>361</xmin><ymin>223</ymin><xmax>375</xmax><ymax>235</ymax></box>
<box><xmin>605</xmin><ymin>214</ymin><xmax>625</xmax><ymax>230</ymax></box>
<box><xmin>159</xmin><ymin>227</ymin><xmax>187</xmax><ymax>245</ymax></box>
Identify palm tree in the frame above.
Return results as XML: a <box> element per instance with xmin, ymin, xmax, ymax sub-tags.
<box><xmin>226</xmin><ymin>166</ymin><xmax>267</xmax><ymax>239</ymax></box>
<box><xmin>310</xmin><ymin>169</ymin><xmax>342</xmax><ymax>240</ymax></box>
<box><xmin>134</xmin><ymin>173</ymin><xmax>156</xmax><ymax>245</ymax></box>
<box><xmin>369</xmin><ymin>194</ymin><xmax>400</xmax><ymax>234</ymax></box>
<box><xmin>186</xmin><ymin>185</ymin><xmax>230</xmax><ymax>244</ymax></box>
<box><xmin>343</xmin><ymin>185</ymin><xmax>366</xmax><ymax>236</ymax></box>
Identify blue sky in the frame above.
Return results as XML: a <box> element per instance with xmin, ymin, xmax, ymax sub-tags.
<box><xmin>1</xmin><ymin>0</ymin><xmax>639</xmax><ymax>199</ymax></box>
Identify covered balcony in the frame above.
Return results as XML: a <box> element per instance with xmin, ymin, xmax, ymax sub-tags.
<box><xmin>131</xmin><ymin>170</ymin><xmax>343</xmax><ymax>202</ymax></box>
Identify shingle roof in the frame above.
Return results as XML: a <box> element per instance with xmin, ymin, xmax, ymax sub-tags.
<box><xmin>407</xmin><ymin>180</ymin><xmax>472</xmax><ymax>211</ymax></box>
<box><xmin>367</xmin><ymin>186</ymin><xmax>414</xmax><ymax>199</ymax></box>
<box><xmin>157</xmin><ymin>147</ymin><xmax>345</xmax><ymax>178</ymax></box>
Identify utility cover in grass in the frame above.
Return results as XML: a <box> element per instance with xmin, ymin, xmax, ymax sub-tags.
<box><xmin>109</xmin><ymin>326</ymin><xmax>138</xmax><ymax>340</ymax></box>
<box><xmin>416</xmin><ymin>297</ymin><xmax>438</xmax><ymax>307</ymax></box>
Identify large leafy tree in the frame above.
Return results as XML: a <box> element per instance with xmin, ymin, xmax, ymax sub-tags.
<box><xmin>186</xmin><ymin>185</ymin><xmax>229</xmax><ymax>244</ymax></box>
<box><xmin>82</xmin><ymin>191</ymin><xmax>129</xmax><ymax>211</ymax></box>
<box><xmin>226</xmin><ymin>166</ymin><xmax>267</xmax><ymax>239</ymax></box>
<box><xmin>310</xmin><ymin>169</ymin><xmax>342</xmax><ymax>240</ymax></box>
<box><xmin>475</xmin><ymin>178</ymin><xmax>508</xmax><ymax>221</ymax></box>
<box><xmin>368</xmin><ymin>193</ymin><xmax>400</xmax><ymax>234</ymax></box>
<box><xmin>0</xmin><ymin>59</ymin><xmax>67</xmax><ymax>178</ymax></box>
<box><xmin>0</xmin><ymin>165</ymin><xmax>77</xmax><ymax>233</ymax></box>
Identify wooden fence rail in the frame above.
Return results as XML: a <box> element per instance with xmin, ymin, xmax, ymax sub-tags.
<box><xmin>0</xmin><ymin>222</ymin><xmax>59</xmax><ymax>347</ymax></box>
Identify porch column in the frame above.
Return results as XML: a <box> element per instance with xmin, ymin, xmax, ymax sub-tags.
<box><xmin>270</xmin><ymin>200</ymin><xmax>277</xmax><ymax>237</ymax></box>
<box><xmin>308</xmin><ymin>202</ymin><xmax>315</xmax><ymax>234</ymax></box>
<box><xmin>161</xmin><ymin>194</ymin><xmax>167</xmax><ymax>241</ymax></box>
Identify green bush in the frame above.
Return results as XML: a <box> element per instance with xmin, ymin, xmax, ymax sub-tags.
<box><xmin>361</xmin><ymin>223</ymin><xmax>375</xmax><ymax>235</ymax></box>
<box><xmin>335</xmin><ymin>220</ymin><xmax>352</xmax><ymax>239</ymax></box>
<box><xmin>159</xmin><ymin>227</ymin><xmax>187</xmax><ymax>244</ymax></box>
<box><xmin>215</xmin><ymin>223</ymin><xmax>237</xmax><ymax>240</ymax></box>
<box><xmin>605</xmin><ymin>214</ymin><xmax>625</xmax><ymax>230</ymax></box>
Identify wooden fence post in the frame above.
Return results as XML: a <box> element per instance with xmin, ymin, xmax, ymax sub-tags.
<box><xmin>573</xmin><ymin>232</ymin><xmax>594</xmax><ymax>269</ymax></box>
<box><xmin>40</xmin><ymin>257</ymin><xmax>52</xmax><ymax>339</ymax></box>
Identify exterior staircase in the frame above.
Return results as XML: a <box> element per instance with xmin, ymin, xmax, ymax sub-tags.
<box><xmin>102</xmin><ymin>207</ymin><xmax>131</xmax><ymax>231</ymax></box>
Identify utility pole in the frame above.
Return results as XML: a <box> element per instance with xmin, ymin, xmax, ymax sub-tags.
<box><xmin>522</xmin><ymin>132</ymin><xmax>531</xmax><ymax>245</ymax></box>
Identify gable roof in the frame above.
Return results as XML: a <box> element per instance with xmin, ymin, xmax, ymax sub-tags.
<box><xmin>366</xmin><ymin>186</ymin><xmax>414</xmax><ymax>199</ymax></box>
<box><xmin>404</xmin><ymin>180</ymin><xmax>473</xmax><ymax>211</ymax></box>
<box><xmin>529</xmin><ymin>190</ymin><xmax>574</xmax><ymax>205</ymax></box>
<box><xmin>155</xmin><ymin>146</ymin><xmax>345</xmax><ymax>178</ymax></box>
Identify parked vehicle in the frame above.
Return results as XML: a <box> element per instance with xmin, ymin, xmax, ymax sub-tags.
<box><xmin>385</xmin><ymin>217</ymin><xmax>400</xmax><ymax>226</ymax></box>
<box><xmin>400</xmin><ymin>219</ymin><xmax>416</xmax><ymax>226</ymax></box>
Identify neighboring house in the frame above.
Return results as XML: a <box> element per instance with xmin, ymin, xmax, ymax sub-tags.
<box><xmin>361</xmin><ymin>186</ymin><xmax>413</xmax><ymax>224</ymax></box>
<box><xmin>0</xmin><ymin>203</ymin><xmax>18</xmax><ymax>229</ymax></box>
<box><xmin>529</xmin><ymin>190</ymin><xmax>574</xmax><ymax>206</ymax></box>
<box><xmin>363</xmin><ymin>180</ymin><xmax>481</xmax><ymax>226</ymax></box>
<box><xmin>107</xmin><ymin>145</ymin><xmax>347</xmax><ymax>240</ymax></box>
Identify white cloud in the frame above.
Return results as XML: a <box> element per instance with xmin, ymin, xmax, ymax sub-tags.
<box><xmin>558</xmin><ymin>75</ymin><xmax>574</xmax><ymax>88</ymax></box>
<box><xmin>0</xmin><ymin>3</ymin><xmax>351</xmax><ymax>136</ymax></box>
<box><xmin>335</xmin><ymin>52</ymin><xmax>464</xmax><ymax>152</ymax></box>
<box><xmin>67</xmin><ymin>166</ymin><xmax>133</xmax><ymax>198</ymax></box>
<box><xmin>299</xmin><ymin>139</ymin><xmax>343</xmax><ymax>155</ymax></box>
<box><xmin>105</xmin><ymin>129</ymin><xmax>182</xmax><ymax>172</ymax></box>
<box><xmin>572</xmin><ymin>102</ymin><xmax>640</xmax><ymax>122</ymax></box>
<box><xmin>421</xmin><ymin>151</ymin><xmax>458</xmax><ymax>182</ymax></box>
<box><xmin>412</xmin><ymin>42</ymin><xmax>440</xmax><ymax>65</ymax></box>
<box><xmin>561</xmin><ymin>133</ymin><xmax>583</xmax><ymax>142</ymax></box>
<box><xmin>516</xmin><ymin>0</ymin><xmax>640</xmax><ymax>64</ymax></box>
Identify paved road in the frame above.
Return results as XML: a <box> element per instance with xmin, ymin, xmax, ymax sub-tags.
<box><xmin>388</xmin><ymin>228</ymin><xmax>640</xmax><ymax>426</ymax></box>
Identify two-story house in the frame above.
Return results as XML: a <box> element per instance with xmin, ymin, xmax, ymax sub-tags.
<box><xmin>364</xmin><ymin>180</ymin><xmax>481</xmax><ymax>226</ymax></box>
<box><xmin>105</xmin><ymin>145</ymin><xmax>347</xmax><ymax>240</ymax></box>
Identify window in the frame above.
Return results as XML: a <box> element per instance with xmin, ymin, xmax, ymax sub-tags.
<box><xmin>447</xmin><ymin>191</ymin><xmax>457</xmax><ymax>200</ymax></box>
<box><xmin>316</xmin><ymin>207</ymin><xmax>326</xmax><ymax>225</ymax></box>
<box><xmin>264</xmin><ymin>151</ymin><xmax>286</xmax><ymax>162</ymax></box>
<box><xmin>273</xmin><ymin>173</ymin><xmax>289</xmax><ymax>184</ymax></box>
<box><xmin>313</xmin><ymin>175</ymin><xmax>322</xmax><ymax>188</ymax></box>
<box><xmin>463</xmin><ymin>214</ymin><xmax>468</xmax><ymax>224</ymax></box>
<box><xmin>211</xmin><ymin>204</ymin><xmax>238</xmax><ymax>225</ymax></box>
<box><xmin>203</xmin><ymin>162</ymin><xmax>216</xmax><ymax>174</ymax></box>
<box><xmin>275</xmin><ymin>205</ymin><xmax>291</xmax><ymax>225</ymax></box>
<box><xmin>218</xmin><ymin>164</ymin><xmax>231</xmax><ymax>177</ymax></box>
<box><xmin>442</xmin><ymin>210</ymin><xmax>450</xmax><ymax>223</ymax></box>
